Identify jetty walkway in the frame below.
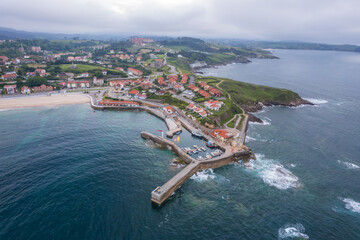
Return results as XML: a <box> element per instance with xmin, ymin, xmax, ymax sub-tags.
<box><xmin>141</xmin><ymin>131</ymin><xmax>251</xmax><ymax>205</ymax></box>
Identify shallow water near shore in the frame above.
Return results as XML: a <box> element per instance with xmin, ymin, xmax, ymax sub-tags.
<box><xmin>1</xmin><ymin>50</ymin><xmax>360</xmax><ymax>239</ymax></box>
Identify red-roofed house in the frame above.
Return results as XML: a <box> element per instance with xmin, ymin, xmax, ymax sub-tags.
<box><xmin>33</xmin><ymin>84</ymin><xmax>53</xmax><ymax>92</ymax></box>
<box><xmin>0</xmin><ymin>56</ymin><xmax>8</xmax><ymax>64</ymax></box>
<box><xmin>1</xmin><ymin>74</ymin><xmax>17</xmax><ymax>81</ymax></box>
<box><xmin>21</xmin><ymin>86</ymin><xmax>30</xmax><ymax>94</ymax></box>
<box><xmin>198</xmin><ymin>90</ymin><xmax>211</xmax><ymax>99</ymax></box>
<box><xmin>128</xmin><ymin>89</ymin><xmax>139</xmax><ymax>97</ymax></box>
<box><xmin>163</xmin><ymin>106</ymin><xmax>174</xmax><ymax>114</ymax></box>
<box><xmin>173</xmin><ymin>84</ymin><xmax>184</xmax><ymax>91</ymax></box>
<box><xmin>210</xmin><ymin>129</ymin><xmax>234</xmax><ymax>142</ymax></box>
<box><xmin>186</xmin><ymin>104</ymin><xmax>196</xmax><ymax>110</ymax></box>
<box><xmin>128</xmin><ymin>68</ymin><xmax>143</xmax><ymax>76</ymax></box>
<box><xmin>180</xmin><ymin>74</ymin><xmax>188</xmax><ymax>84</ymax></box>
<box><xmin>188</xmin><ymin>84</ymin><xmax>199</xmax><ymax>92</ymax></box>
<box><xmin>4</xmin><ymin>85</ymin><xmax>16</xmax><ymax>94</ymax></box>
<box><xmin>157</xmin><ymin>77</ymin><xmax>166</xmax><ymax>86</ymax></box>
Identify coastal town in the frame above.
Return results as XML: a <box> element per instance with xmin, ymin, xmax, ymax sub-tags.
<box><xmin>0</xmin><ymin>37</ymin><xmax>257</xmax><ymax>204</ymax></box>
<box><xmin>0</xmin><ymin>36</ymin><xmax>310</xmax><ymax>205</ymax></box>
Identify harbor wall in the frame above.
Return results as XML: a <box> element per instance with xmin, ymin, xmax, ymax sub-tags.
<box><xmin>141</xmin><ymin>131</ymin><xmax>194</xmax><ymax>164</ymax></box>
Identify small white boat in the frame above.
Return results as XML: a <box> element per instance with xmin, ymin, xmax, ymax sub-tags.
<box><xmin>206</xmin><ymin>153</ymin><xmax>212</xmax><ymax>159</ymax></box>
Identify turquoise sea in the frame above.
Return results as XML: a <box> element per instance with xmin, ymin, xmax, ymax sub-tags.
<box><xmin>0</xmin><ymin>50</ymin><xmax>359</xmax><ymax>239</ymax></box>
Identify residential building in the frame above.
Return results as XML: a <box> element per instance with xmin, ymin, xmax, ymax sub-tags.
<box><xmin>101</xmin><ymin>70</ymin><xmax>107</xmax><ymax>76</ymax></box>
<box><xmin>204</xmin><ymin>100</ymin><xmax>224</xmax><ymax>111</ymax></box>
<box><xmin>67</xmin><ymin>81</ymin><xmax>90</xmax><ymax>88</ymax></box>
<box><xmin>157</xmin><ymin>77</ymin><xmax>166</xmax><ymax>86</ymax></box>
<box><xmin>4</xmin><ymin>85</ymin><xmax>16</xmax><ymax>94</ymax></box>
<box><xmin>128</xmin><ymin>89</ymin><xmax>139</xmax><ymax>97</ymax></box>
<box><xmin>1</xmin><ymin>74</ymin><xmax>17</xmax><ymax>81</ymax></box>
<box><xmin>93</xmin><ymin>77</ymin><xmax>104</xmax><ymax>86</ymax></box>
<box><xmin>163</xmin><ymin>106</ymin><xmax>174</xmax><ymax>114</ymax></box>
<box><xmin>21</xmin><ymin>86</ymin><xmax>31</xmax><ymax>94</ymax></box>
<box><xmin>128</xmin><ymin>68</ymin><xmax>143</xmax><ymax>76</ymax></box>
<box><xmin>0</xmin><ymin>56</ymin><xmax>8</xmax><ymax>64</ymax></box>
<box><xmin>30</xmin><ymin>46</ymin><xmax>41</xmax><ymax>52</ymax></box>
<box><xmin>210</xmin><ymin>129</ymin><xmax>234</xmax><ymax>142</ymax></box>
<box><xmin>198</xmin><ymin>90</ymin><xmax>211</xmax><ymax>99</ymax></box>
<box><xmin>33</xmin><ymin>85</ymin><xmax>53</xmax><ymax>92</ymax></box>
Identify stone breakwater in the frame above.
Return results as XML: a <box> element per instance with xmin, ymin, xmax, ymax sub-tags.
<box><xmin>141</xmin><ymin>131</ymin><xmax>251</xmax><ymax>205</ymax></box>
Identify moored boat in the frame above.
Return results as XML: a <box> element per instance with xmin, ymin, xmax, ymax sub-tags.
<box><xmin>191</xmin><ymin>131</ymin><xmax>203</xmax><ymax>138</ymax></box>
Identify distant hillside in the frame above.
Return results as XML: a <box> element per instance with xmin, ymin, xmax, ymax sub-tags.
<box><xmin>208</xmin><ymin>39</ymin><xmax>360</xmax><ymax>53</ymax></box>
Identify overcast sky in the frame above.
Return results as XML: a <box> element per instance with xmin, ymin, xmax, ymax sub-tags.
<box><xmin>1</xmin><ymin>0</ymin><xmax>360</xmax><ymax>44</ymax></box>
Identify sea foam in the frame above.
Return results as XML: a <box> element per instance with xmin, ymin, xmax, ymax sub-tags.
<box><xmin>190</xmin><ymin>169</ymin><xmax>216</xmax><ymax>182</ymax></box>
<box><xmin>337</xmin><ymin>160</ymin><xmax>360</xmax><ymax>169</ymax></box>
<box><xmin>304</xmin><ymin>98</ymin><xmax>328</xmax><ymax>105</ymax></box>
<box><xmin>341</xmin><ymin>198</ymin><xmax>360</xmax><ymax>214</ymax></box>
<box><xmin>278</xmin><ymin>223</ymin><xmax>309</xmax><ymax>239</ymax></box>
<box><xmin>245</xmin><ymin>154</ymin><xmax>301</xmax><ymax>190</ymax></box>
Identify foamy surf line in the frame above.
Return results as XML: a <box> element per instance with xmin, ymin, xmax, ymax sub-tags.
<box><xmin>243</xmin><ymin>153</ymin><xmax>301</xmax><ymax>190</ymax></box>
<box><xmin>278</xmin><ymin>223</ymin><xmax>309</xmax><ymax>239</ymax></box>
<box><xmin>304</xmin><ymin>98</ymin><xmax>328</xmax><ymax>105</ymax></box>
<box><xmin>337</xmin><ymin>160</ymin><xmax>360</xmax><ymax>169</ymax></box>
<box><xmin>340</xmin><ymin>198</ymin><xmax>360</xmax><ymax>214</ymax></box>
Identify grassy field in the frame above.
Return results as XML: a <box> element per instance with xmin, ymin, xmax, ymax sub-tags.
<box><xmin>198</xmin><ymin>76</ymin><xmax>302</xmax><ymax>106</ymax></box>
<box><xmin>49</xmin><ymin>64</ymin><xmax>124</xmax><ymax>74</ymax></box>
<box><xmin>167</xmin><ymin>58</ymin><xmax>192</xmax><ymax>73</ymax></box>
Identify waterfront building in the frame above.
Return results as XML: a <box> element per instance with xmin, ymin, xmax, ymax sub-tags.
<box><xmin>210</xmin><ymin>129</ymin><xmax>234</xmax><ymax>143</ymax></box>
<box><xmin>33</xmin><ymin>85</ymin><xmax>53</xmax><ymax>92</ymax></box>
<box><xmin>4</xmin><ymin>85</ymin><xmax>16</xmax><ymax>94</ymax></box>
<box><xmin>21</xmin><ymin>86</ymin><xmax>31</xmax><ymax>94</ymax></box>
<box><xmin>163</xmin><ymin>106</ymin><xmax>174</xmax><ymax>114</ymax></box>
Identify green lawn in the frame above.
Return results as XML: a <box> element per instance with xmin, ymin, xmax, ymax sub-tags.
<box><xmin>49</xmin><ymin>64</ymin><xmax>124</xmax><ymax>74</ymax></box>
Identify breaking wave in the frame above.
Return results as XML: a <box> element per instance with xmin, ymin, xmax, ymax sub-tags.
<box><xmin>190</xmin><ymin>169</ymin><xmax>229</xmax><ymax>184</ymax></box>
<box><xmin>337</xmin><ymin>160</ymin><xmax>360</xmax><ymax>169</ymax></box>
<box><xmin>245</xmin><ymin>154</ymin><xmax>301</xmax><ymax>190</ymax></box>
<box><xmin>304</xmin><ymin>98</ymin><xmax>328</xmax><ymax>105</ymax></box>
<box><xmin>278</xmin><ymin>223</ymin><xmax>309</xmax><ymax>239</ymax></box>
<box><xmin>190</xmin><ymin>169</ymin><xmax>216</xmax><ymax>182</ymax></box>
<box><xmin>249</xmin><ymin>117</ymin><xmax>271</xmax><ymax>126</ymax></box>
<box><xmin>341</xmin><ymin>198</ymin><xmax>360</xmax><ymax>214</ymax></box>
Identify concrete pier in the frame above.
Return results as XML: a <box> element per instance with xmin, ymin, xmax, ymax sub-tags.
<box><xmin>151</xmin><ymin>161</ymin><xmax>200</xmax><ymax>205</ymax></box>
<box><xmin>141</xmin><ymin>131</ymin><xmax>251</xmax><ymax>205</ymax></box>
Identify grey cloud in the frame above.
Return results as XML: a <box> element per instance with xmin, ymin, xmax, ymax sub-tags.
<box><xmin>0</xmin><ymin>0</ymin><xmax>359</xmax><ymax>44</ymax></box>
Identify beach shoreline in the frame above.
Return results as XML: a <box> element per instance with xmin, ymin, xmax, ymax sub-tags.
<box><xmin>0</xmin><ymin>94</ymin><xmax>90</xmax><ymax>110</ymax></box>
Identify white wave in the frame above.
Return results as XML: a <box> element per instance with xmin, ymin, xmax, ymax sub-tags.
<box><xmin>278</xmin><ymin>223</ymin><xmax>309</xmax><ymax>239</ymax></box>
<box><xmin>245</xmin><ymin>136</ymin><xmax>257</xmax><ymax>142</ymax></box>
<box><xmin>249</xmin><ymin>118</ymin><xmax>271</xmax><ymax>126</ymax></box>
<box><xmin>190</xmin><ymin>169</ymin><xmax>216</xmax><ymax>182</ymax></box>
<box><xmin>190</xmin><ymin>169</ymin><xmax>229</xmax><ymax>184</ymax></box>
<box><xmin>337</xmin><ymin>160</ymin><xmax>360</xmax><ymax>169</ymax></box>
<box><xmin>304</xmin><ymin>98</ymin><xmax>328</xmax><ymax>105</ymax></box>
<box><xmin>341</xmin><ymin>198</ymin><xmax>360</xmax><ymax>214</ymax></box>
<box><xmin>245</xmin><ymin>154</ymin><xmax>301</xmax><ymax>190</ymax></box>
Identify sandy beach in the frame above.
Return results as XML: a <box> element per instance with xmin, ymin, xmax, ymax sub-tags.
<box><xmin>0</xmin><ymin>94</ymin><xmax>90</xmax><ymax>110</ymax></box>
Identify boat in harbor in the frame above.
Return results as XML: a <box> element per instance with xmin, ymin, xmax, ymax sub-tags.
<box><xmin>193</xmin><ymin>145</ymin><xmax>198</xmax><ymax>149</ymax></box>
<box><xmin>197</xmin><ymin>156</ymin><xmax>203</xmax><ymax>160</ymax></box>
<box><xmin>200</xmin><ymin>147</ymin><xmax>206</xmax><ymax>151</ymax></box>
<box><xmin>191</xmin><ymin>131</ymin><xmax>203</xmax><ymax>138</ymax></box>
<box><xmin>206</xmin><ymin>141</ymin><xmax>217</xmax><ymax>148</ymax></box>
<box><xmin>206</xmin><ymin>153</ymin><xmax>212</xmax><ymax>159</ymax></box>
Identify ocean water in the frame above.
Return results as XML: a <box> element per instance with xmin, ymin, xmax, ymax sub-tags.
<box><xmin>0</xmin><ymin>50</ymin><xmax>359</xmax><ymax>239</ymax></box>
